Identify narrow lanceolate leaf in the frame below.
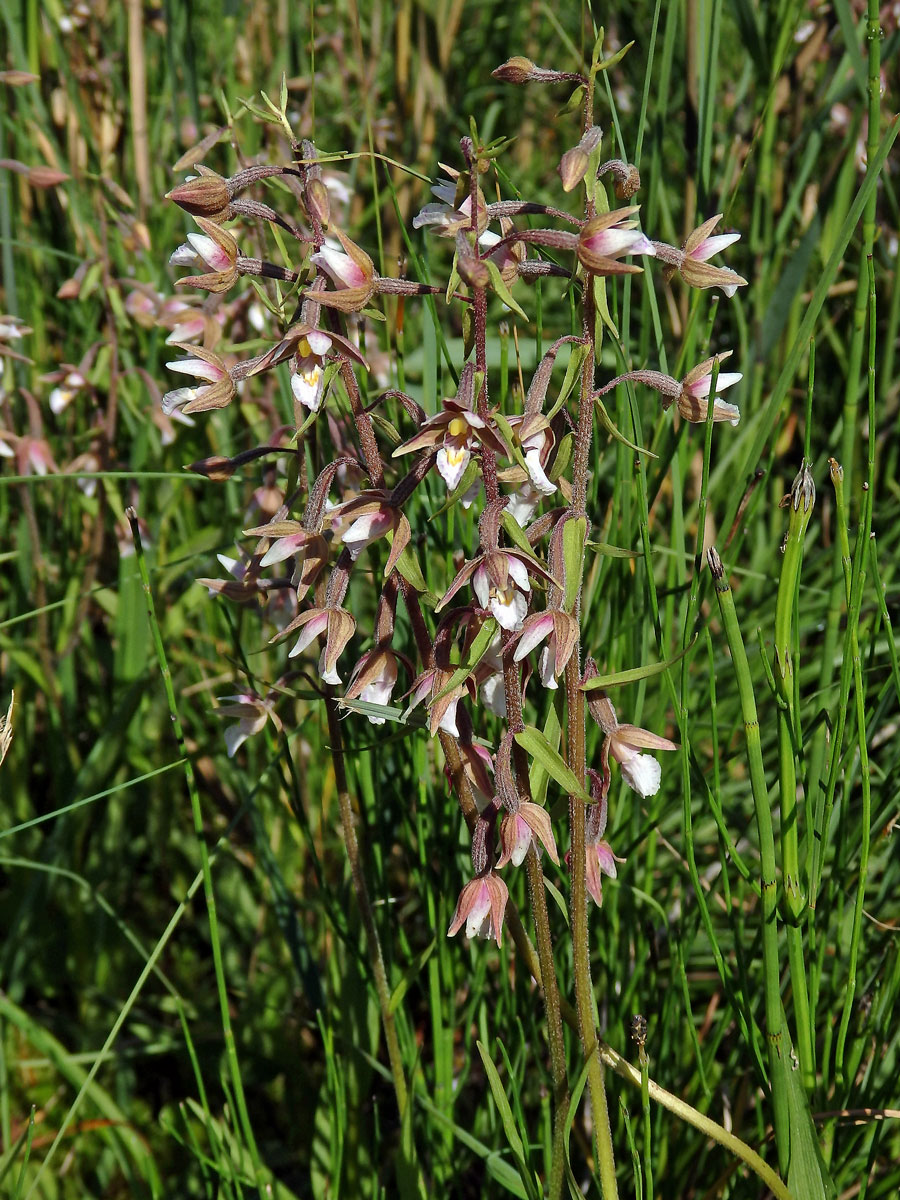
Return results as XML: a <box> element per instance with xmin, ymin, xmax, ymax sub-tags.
<box><xmin>580</xmin><ymin>640</ymin><xmax>696</xmax><ymax>691</ymax></box>
<box><xmin>484</xmin><ymin>258</ymin><xmax>529</xmax><ymax>321</ymax></box>
<box><xmin>431</xmin><ymin>619</ymin><xmax>498</xmax><ymax>703</ymax></box>
<box><xmin>514</xmin><ymin>725</ymin><xmax>591</xmax><ymax>803</ymax></box>
<box><xmin>476</xmin><ymin>1042</ymin><xmax>542</xmax><ymax>1200</ymax></box>
<box><xmin>594</xmin><ymin>392</ymin><xmax>657</xmax><ymax>457</ymax></box>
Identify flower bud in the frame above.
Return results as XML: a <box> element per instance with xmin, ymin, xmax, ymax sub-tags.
<box><xmin>305</xmin><ymin>177</ymin><xmax>331</xmax><ymax>228</ymax></box>
<box><xmin>166</xmin><ymin>171</ymin><xmax>231</xmax><ymax>220</ymax></box>
<box><xmin>492</xmin><ymin>56</ymin><xmax>537</xmax><ymax>83</ymax></box>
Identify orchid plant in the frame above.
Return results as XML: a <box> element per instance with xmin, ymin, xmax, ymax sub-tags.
<box><xmin>159</xmin><ymin>38</ymin><xmax>751</xmax><ymax>1200</ymax></box>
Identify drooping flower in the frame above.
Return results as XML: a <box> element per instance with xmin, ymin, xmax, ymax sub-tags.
<box><xmin>512</xmin><ymin>609</ymin><xmax>579</xmax><ymax>690</ymax></box>
<box><xmin>163</xmin><ymin>344</ymin><xmax>235</xmax><ymax>414</ymax></box>
<box><xmin>653</xmin><ymin>215</ymin><xmax>747</xmax><ymax>298</ymax></box>
<box><xmin>447</xmin><ymin>871</ymin><xmax>509</xmax><ymax>946</ymax></box>
<box><xmin>582</xmin><ymin>788</ymin><xmax>624</xmax><ymax>908</ymax></box>
<box><xmin>577</xmin><ymin>206</ymin><xmax>655</xmax><ymax>275</ymax></box>
<box><xmin>497</xmin><ymin>802</ymin><xmax>559</xmax><ymax>869</ymax></box>
<box><xmin>437</xmin><ymin>548</ymin><xmax>557</xmax><ymax>634</ymax></box>
<box><xmin>412</xmin><ymin>168</ymin><xmax>488</xmax><ymax>237</ymax></box>
<box><xmin>586</xmin><ymin>687</ymin><xmax>677</xmax><ymax>799</ymax></box>
<box><xmin>328</xmin><ymin>490</ymin><xmax>411</xmax><ymax>571</ymax></box>
<box><xmin>170</xmin><ymin>218</ymin><xmax>239</xmax><ymax>294</ymax></box>
<box><xmin>344</xmin><ymin>647</ymin><xmax>406</xmax><ymax>725</ymax></box>
<box><xmin>280</xmin><ymin>606</ymin><xmax>356</xmax><ymax>686</ymax></box>
<box><xmin>675</xmin><ymin>353</ymin><xmax>742</xmax><ymax>426</ymax></box>
<box><xmin>215</xmin><ymin>691</ymin><xmax>282</xmax><ymax>757</ymax></box>
<box><xmin>405</xmin><ymin>666</ymin><xmax>471</xmax><ymax>738</ymax></box>
<box><xmin>243</xmin><ymin>519</ymin><xmax>330</xmax><ymax>603</ymax></box>
<box><xmin>44</xmin><ymin>366</ymin><xmax>87</xmax><ymax>415</ymax></box>
<box><xmin>393</xmin><ymin>368</ymin><xmax>506</xmax><ymax>491</ymax></box>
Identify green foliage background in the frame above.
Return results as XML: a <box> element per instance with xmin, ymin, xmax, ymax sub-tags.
<box><xmin>1</xmin><ymin>0</ymin><xmax>899</xmax><ymax>1196</ymax></box>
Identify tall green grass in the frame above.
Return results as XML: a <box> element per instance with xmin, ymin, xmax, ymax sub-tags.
<box><xmin>1</xmin><ymin>1</ymin><xmax>899</xmax><ymax>1196</ymax></box>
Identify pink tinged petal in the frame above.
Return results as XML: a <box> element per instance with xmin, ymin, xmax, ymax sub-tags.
<box><xmin>506</xmin><ymin>556</ymin><xmax>531</xmax><ymax>593</ymax></box>
<box><xmin>436</xmin><ymin>444</ymin><xmax>471</xmax><ymax>490</ymax></box>
<box><xmin>686</xmin><ymin>371</ymin><xmax>743</xmax><ymax>399</ymax></box>
<box><xmin>593</xmin><ymin>840</ymin><xmax>619</xmax><ymax>879</ymax></box>
<box><xmin>691</xmin><ymin>232</ymin><xmax>740</xmax><ymax>261</ymax></box>
<box><xmin>585</xmin><ymin>228</ymin><xmax>651</xmax><ymax>257</ymax></box>
<box><xmin>620</xmin><ymin>752</ymin><xmax>662</xmax><ymax>797</ymax></box>
<box><xmin>259</xmin><ymin>535</ymin><xmax>305</xmax><ymax>567</ymax></box>
<box><xmin>464</xmin><ymin>884</ymin><xmax>493</xmax><ymax>938</ymax></box>
<box><xmin>162</xmin><ymin>386</ymin><xmax>201</xmax><ymax>414</ymax></box>
<box><xmin>514</xmin><ymin>613</ymin><xmax>554</xmax><ymax>661</ymax></box>
<box><xmin>165</xmin><ymin>316</ymin><xmax>206</xmax><ymax>345</ymax></box>
<box><xmin>472</xmin><ymin>565</ymin><xmax>491</xmax><ymax>610</ymax></box>
<box><xmin>186</xmin><ymin>232</ymin><xmax>233</xmax><ymax>272</ymax></box>
<box><xmin>288</xmin><ymin>612</ymin><xmax>329</xmax><ymax>658</ymax></box>
<box><xmin>311</xmin><ymin>246</ymin><xmax>368</xmax><ymax>288</ymax></box>
<box><xmin>507</xmin><ymin>816</ymin><xmax>532</xmax><ymax>867</ymax></box>
<box><xmin>306</xmin><ymin>330</ymin><xmax>332</xmax><ymax>355</ymax></box>
<box><xmin>342</xmin><ymin>510</ymin><xmax>393</xmax><ymax>559</ymax></box>
<box><xmin>166</xmin><ymin>356</ymin><xmax>224</xmax><ymax>383</ymax></box>
<box><xmin>169</xmin><ymin>242</ymin><xmax>197</xmax><ymax>266</ymax></box>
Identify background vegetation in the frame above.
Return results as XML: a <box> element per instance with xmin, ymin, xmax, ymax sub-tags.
<box><xmin>1</xmin><ymin>0</ymin><xmax>898</xmax><ymax>1196</ymax></box>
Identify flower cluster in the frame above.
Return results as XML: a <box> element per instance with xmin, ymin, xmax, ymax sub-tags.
<box><xmin>157</xmin><ymin>59</ymin><xmax>745</xmax><ymax>955</ymax></box>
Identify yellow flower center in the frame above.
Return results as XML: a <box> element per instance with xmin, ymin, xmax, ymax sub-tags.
<box><xmin>448</xmin><ymin>417</ymin><xmax>468</xmax><ymax>438</ymax></box>
<box><xmin>297</xmin><ymin>336</ymin><xmax>312</xmax><ymax>357</ymax></box>
<box><xmin>445</xmin><ymin>444</ymin><xmax>466</xmax><ymax>466</ymax></box>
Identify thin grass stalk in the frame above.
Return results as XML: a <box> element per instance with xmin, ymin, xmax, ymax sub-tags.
<box><xmin>321</xmin><ymin>693</ymin><xmax>410</xmax><ymax>1119</ymax></box>
<box><xmin>708</xmin><ymin>546</ymin><xmax>792</xmax><ymax>1176</ymax></box>
<box><xmin>773</xmin><ymin>461</ymin><xmax>815</xmax><ymax>1091</ymax></box>
<box><xmin>834</xmin><ymin>253</ymin><xmax>876</xmax><ymax>1082</ymax></box>
<box><xmin>121</xmin><ymin>509</ymin><xmax>266</xmax><ymax>1195</ymax></box>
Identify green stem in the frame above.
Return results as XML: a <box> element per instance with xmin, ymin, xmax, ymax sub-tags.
<box><xmin>126</xmin><ymin>508</ymin><xmax>266</xmax><ymax>1195</ymax></box>
<box><xmin>708</xmin><ymin>546</ymin><xmax>791</xmax><ymax>1176</ymax></box>
<box><xmin>322</xmin><ymin>694</ymin><xmax>410</xmax><ymax>1119</ymax></box>
<box><xmin>773</xmin><ymin>462</ymin><xmax>815</xmax><ymax>1091</ymax></box>
<box><xmin>833</xmin><ymin>255</ymin><xmax>876</xmax><ymax>1083</ymax></box>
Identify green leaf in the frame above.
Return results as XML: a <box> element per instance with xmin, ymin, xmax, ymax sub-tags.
<box><xmin>492</xmin><ymin>409</ymin><xmax>530</xmax><ymax>475</ymax></box>
<box><xmin>385</xmin><ymin>532</ymin><xmax>437</xmax><ymax>604</ymax></box>
<box><xmin>501</xmin><ymin>511</ymin><xmax>535</xmax><ymax>558</ymax></box>
<box><xmin>586</xmin><ymin>540</ymin><xmax>640</xmax><ymax>559</ymax></box>
<box><xmin>529</xmin><ymin>703</ymin><xmax>561</xmax><ymax>807</ymax></box>
<box><xmin>484</xmin><ymin>258</ymin><xmax>529</xmax><ymax>321</ymax></box>
<box><xmin>476</xmin><ymin>1042</ymin><xmax>542</xmax><ymax>1200</ymax></box>
<box><xmin>548</xmin><ymin>431</ymin><xmax>573</xmax><ymax>483</ymax></box>
<box><xmin>562</xmin><ymin>516</ymin><xmax>586</xmax><ymax>612</ymax></box>
<box><xmin>594</xmin><ymin>391</ymin><xmax>657</xmax><ymax>458</ymax></box>
<box><xmin>431</xmin><ymin>618</ymin><xmax>498</xmax><ymax>702</ymax></box>
<box><xmin>390</xmin><ymin>939</ymin><xmax>436</xmax><ymax>1013</ymax></box>
<box><xmin>580</xmin><ymin>639</ymin><xmax>696</xmax><ymax>690</ymax></box>
<box><xmin>515</xmin><ymin>725</ymin><xmax>591</xmax><ymax>803</ymax></box>
<box><xmin>546</xmin><ymin>342</ymin><xmax>590</xmax><ymax>421</ymax></box>
<box><xmin>429</xmin><ymin>456</ymin><xmax>480</xmax><ymax>519</ymax></box>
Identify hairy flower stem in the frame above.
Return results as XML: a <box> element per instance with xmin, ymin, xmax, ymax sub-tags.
<box><xmin>323</xmin><ymin>691</ymin><xmax>410</xmax><ymax>1119</ymax></box>
<box><xmin>566</xmin><ymin>278</ymin><xmax>618</xmax><ymax>1198</ymax></box>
